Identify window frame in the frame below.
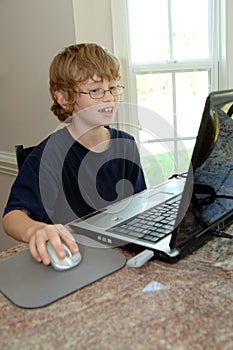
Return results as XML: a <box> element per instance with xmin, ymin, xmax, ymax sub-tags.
<box><xmin>111</xmin><ymin>0</ymin><xmax>228</xmax><ymax>138</ymax></box>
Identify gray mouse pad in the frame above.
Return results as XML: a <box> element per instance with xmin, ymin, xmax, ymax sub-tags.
<box><xmin>0</xmin><ymin>238</ymin><xmax>126</xmax><ymax>309</ymax></box>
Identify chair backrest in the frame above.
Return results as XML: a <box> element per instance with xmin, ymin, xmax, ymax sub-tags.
<box><xmin>15</xmin><ymin>145</ymin><xmax>36</xmax><ymax>171</ymax></box>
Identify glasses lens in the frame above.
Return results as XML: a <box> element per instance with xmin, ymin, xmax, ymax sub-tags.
<box><xmin>90</xmin><ymin>89</ymin><xmax>104</xmax><ymax>99</ymax></box>
<box><xmin>111</xmin><ymin>86</ymin><xmax>124</xmax><ymax>96</ymax></box>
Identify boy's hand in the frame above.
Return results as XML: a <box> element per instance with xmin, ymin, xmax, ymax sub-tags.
<box><xmin>28</xmin><ymin>223</ymin><xmax>79</xmax><ymax>265</ymax></box>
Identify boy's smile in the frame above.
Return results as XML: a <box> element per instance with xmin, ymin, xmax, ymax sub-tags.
<box><xmin>73</xmin><ymin>102</ymin><xmax>118</xmax><ymax>130</ymax></box>
<box><xmin>97</xmin><ymin>104</ymin><xmax>115</xmax><ymax>117</ymax></box>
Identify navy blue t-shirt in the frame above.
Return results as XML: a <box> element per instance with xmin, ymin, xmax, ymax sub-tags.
<box><xmin>4</xmin><ymin>127</ymin><xmax>146</xmax><ymax>224</ymax></box>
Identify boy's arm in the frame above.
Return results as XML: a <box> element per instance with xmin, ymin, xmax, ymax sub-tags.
<box><xmin>2</xmin><ymin>210</ymin><xmax>79</xmax><ymax>265</ymax></box>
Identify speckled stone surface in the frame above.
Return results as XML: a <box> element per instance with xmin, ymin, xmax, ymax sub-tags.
<box><xmin>0</xmin><ymin>233</ymin><xmax>232</xmax><ymax>350</ymax></box>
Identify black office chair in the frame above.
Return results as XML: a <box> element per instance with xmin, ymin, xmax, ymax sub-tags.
<box><xmin>15</xmin><ymin>144</ymin><xmax>36</xmax><ymax>171</ymax></box>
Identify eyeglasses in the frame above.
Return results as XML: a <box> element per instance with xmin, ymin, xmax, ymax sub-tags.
<box><xmin>77</xmin><ymin>85</ymin><xmax>125</xmax><ymax>99</ymax></box>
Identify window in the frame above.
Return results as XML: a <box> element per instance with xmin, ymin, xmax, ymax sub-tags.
<box><xmin>111</xmin><ymin>0</ymin><xmax>226</xmax><ymax>187</ymax></box>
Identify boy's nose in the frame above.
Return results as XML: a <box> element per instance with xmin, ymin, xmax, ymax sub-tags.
<box><xmin>102</xmin><ymin>89</ymin><xmax>114</xmax><ymax>101</ymax></box>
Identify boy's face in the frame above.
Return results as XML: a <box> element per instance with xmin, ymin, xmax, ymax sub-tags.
<box><xmin>73</xmin><ymin>75</ymin><xmax>120</xmax><ymax>127</ymax></box>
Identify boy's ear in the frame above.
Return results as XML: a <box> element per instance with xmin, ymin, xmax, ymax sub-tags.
<box><xmin>54</xmin><ymin>90</ymin><xmax>68</xmax><ymax>108</ymax></box>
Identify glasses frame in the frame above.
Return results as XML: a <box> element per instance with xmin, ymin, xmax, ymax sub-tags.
<box><xmin>76</xmin><ymin>85</ymin><xmax>125</xmax><ymax>99</ymax></box>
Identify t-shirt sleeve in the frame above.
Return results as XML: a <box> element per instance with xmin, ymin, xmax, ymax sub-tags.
<box><xmin>3</xmin><ymin>145</ymin><xmax>53</xmax><ymax>223</ymax></box>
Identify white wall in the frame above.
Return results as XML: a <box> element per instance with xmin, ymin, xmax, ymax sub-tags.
<box><xmin>73</xmin><ymin>0</ymin><xmax>113</xmax><ymax>50</ymax></box>
<box><xmin>0</xmin><ymin>0</ymin><xmax>76</xmax><ymax>152</ymax></box>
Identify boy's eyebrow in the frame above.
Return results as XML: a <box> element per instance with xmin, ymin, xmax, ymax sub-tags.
<box><xmin>79</xmin><ymin>80</ymin><xmax>117</xmax><ymax>89</ymax></box>
<box><xmin>85</xmin><ymin>81</ymin><xmax>103</xmax><ymax>87</ymax></box>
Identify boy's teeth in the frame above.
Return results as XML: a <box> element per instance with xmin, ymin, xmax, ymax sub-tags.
<box><xmin>100</xmin><ymin>107</ymin><xmax>113</xmax><ymax>112</ymax></box>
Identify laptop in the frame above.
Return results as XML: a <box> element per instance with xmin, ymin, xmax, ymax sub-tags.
<box><xmin>68</xmin><ymin>89</ymin><xmax>233</xmax><ymax>263</ymax></box>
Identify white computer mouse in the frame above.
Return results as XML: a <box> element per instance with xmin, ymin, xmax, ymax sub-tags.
<box><xmin>46</xmin><ymin>241</ymin><xmax>82</xmax><ymax>271</ymax></box>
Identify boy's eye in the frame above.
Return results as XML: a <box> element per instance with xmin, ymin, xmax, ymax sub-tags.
<box><xmin>90</xmin><ymin>88</ymin><xmax>102</xmax><ymax>93</ymax></box>
<box><xmin>109</xmin><ymin>86</ymin><xmax>118</xmax><ymax>92</ymax></box>
<box><xmin>89</xmin><ymin>87</ymin><xmax>117</xmax><ymax>93</ymax></box>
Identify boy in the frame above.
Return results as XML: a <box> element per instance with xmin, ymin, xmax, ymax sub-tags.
<box><xmin>2</xmin><ymin>43</ymin><xmax>146</xmax><ymax>265</ymax></box>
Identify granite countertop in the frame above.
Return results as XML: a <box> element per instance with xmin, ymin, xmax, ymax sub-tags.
<box><xmin>0</xmin><ymin>231</ymin><xmax>233</xmax><ymax>350</ymax></box>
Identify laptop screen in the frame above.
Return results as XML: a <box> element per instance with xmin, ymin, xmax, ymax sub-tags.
<box><xmin>170</xmin><ymin>89</ymin><xmax>233</xmax><ymax>249</ymax></box>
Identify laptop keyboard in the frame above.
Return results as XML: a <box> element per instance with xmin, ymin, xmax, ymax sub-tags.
<box><xmin>108</xmin><ymin>195</ymin><xmax>181</xmax><ymax>243</ymax></box>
